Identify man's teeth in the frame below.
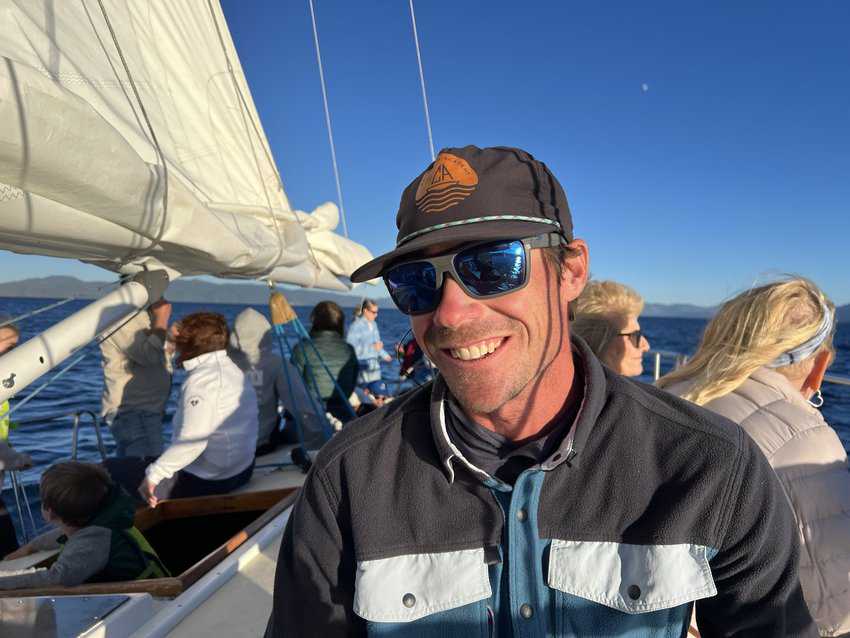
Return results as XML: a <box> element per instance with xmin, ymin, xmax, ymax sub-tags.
<box><xmin>450</xmin><ymin>338</ymin><xmax>503</xmax><ymax>361</ymax></box>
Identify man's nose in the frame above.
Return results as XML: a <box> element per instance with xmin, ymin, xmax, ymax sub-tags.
<box><xmin>431</xmin><ymin>276</ymin><xmax>483</xmax><ymax>328</ymax></box>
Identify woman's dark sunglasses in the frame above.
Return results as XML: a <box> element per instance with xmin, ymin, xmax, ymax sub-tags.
<box><xmin>619</xmin><ymin>330</ymin><xmax>644</xmax><ymax>348</ymax></box>
<box><xmin>383</xmin><ymin>233</ymin><xmax>564</xmax><ymax>316</ymax></box>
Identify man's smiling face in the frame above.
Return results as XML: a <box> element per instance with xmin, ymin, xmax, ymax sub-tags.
<box><xmin>411</xmin><ymin>242</ymin><xmax>587</xmax><ymax>419</ymax></box>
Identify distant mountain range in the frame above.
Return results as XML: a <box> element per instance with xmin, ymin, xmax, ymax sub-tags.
<box><xmin>0</xmin><ymin>276</ymin><xmax>847</xmax><ymax>321</ymax></box>
<box><xmin>642</xmin><ymin>303</ymin><xmax>717</xmax><ymax>319</ymax></box>
<box><xmin>0</xmin><ymin>275</ymin><xmax>393</xmax><ymax>309</ymax></box>
<box><xmin>643</xmin><ymin>302</ymin><xmax>850</xmax><ymax>323</ymax></box>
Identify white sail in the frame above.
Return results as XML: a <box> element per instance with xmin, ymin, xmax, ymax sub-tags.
<box><xmin>0</xmin><ymin>0</ymin><xmax>372</xmax><ymax>289</ymax></box>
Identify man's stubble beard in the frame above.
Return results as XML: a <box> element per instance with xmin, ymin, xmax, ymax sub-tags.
<box><xmin>427</xmin><ymin>319</ymin><xmax>559</xmax><ymax>417</ymax></box>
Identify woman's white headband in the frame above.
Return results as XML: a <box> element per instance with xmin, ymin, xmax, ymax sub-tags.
<box><xmin>766</xmin><ymin>300</ymin><xmax>834</xmax><ymax>368</ymax></box>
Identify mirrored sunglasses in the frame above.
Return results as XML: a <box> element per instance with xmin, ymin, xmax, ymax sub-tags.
<box><xmin>383</xmin><ymin>233</ymin><xmax>564</xmax><ymax>316</ymax></box>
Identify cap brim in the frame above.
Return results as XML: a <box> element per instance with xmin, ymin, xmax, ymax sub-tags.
<box><xmin>350</xmin><ymin>219</ymin><xmax>559</xmax><ymax>282</ymax></box>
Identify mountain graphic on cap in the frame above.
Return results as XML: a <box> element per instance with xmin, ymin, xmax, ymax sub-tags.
<box><xmin>414</xmin><ymin>152</ymin><xmax>479</xmax><ymax>213</ymax></box>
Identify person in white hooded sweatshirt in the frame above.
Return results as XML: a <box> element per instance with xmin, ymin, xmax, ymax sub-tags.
<box><xmin>229</xmin><ymin>308</ymin><xmax>298</xmax><ymax>454</ymax></box>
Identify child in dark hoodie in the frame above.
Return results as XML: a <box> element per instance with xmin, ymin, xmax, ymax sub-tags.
<box><xmin>0</xmin><ymin>461</ymin><xmax>168</xmax><ymax>588</ymax></box>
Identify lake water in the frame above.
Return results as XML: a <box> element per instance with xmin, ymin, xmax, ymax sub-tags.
<box><xmin>1</xmin><ymin>296</ymin><xmax>848</xmax><ymax>537</ymax></box>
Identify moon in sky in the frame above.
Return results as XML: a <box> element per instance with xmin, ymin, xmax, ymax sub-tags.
<box><xmin>641</xmin><ymin>83</ymin><xmax>649</xmax><ymax>92</ymax></box>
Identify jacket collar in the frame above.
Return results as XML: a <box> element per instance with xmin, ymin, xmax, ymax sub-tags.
<box><xmin>182</xmin><ymin>349</ymin><xmax>228</xmax><ymax>371</ymax></box>
<box><xmin>429</xmin><ymin>336</ymin><xmax>608</xmax><ymax>483</ymax></box>
<box><xmin>311</xmin><ymin>330</ymin><xmax>344</xmax><ymax>340</ymax></box>
<box><xmin>748</xmin><ymin>366</ymin><xmax>819</xmax><ymax>413</ymax></box>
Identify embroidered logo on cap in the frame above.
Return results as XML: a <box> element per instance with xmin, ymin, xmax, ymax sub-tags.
<box><xmin>415</xmin><ymin>153</ymin><xmax>478</xmax><ymax>213</ymax></box>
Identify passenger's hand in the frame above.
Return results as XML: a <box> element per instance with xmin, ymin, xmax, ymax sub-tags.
<box><xmin>150</xmin><ymin>300</ymin><xmax>172</xmax><ymax>331</ymax></box>
<box><xmin>4</xmin><ymin>543</ymin><xmax>35</xmax><ymax>560</ymax></box>
<box><xmin>11</xmin><ymin>452</ymin><xmax>33</xmax><ymax>470</ymax></box>
<box><xmin>382</xmin><ymin>354</ymin><xmax>392</xmax><ymax>363</ymax></box>
<box><xmin>138</xmin><ymin>479</ymin><xmax>160</xmax><ymax>508</ymax></box>
<box><xmin>165</xmin><ymin>322</ymin><xmax>180</xmax><ymax>355</ymax></box>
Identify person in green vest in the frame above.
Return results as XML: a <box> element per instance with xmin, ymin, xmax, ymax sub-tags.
<box><xmin>0</xmin><ymin>461</ymin><xmax>168</xmax><ymax>587</ymax></box>
<box><xmin>0</xmin><ymin>318</ymin><xmax>32</xmax><ymax>558</ymax></box>
<box><xmin>291</xmin><ymin>301</ymin><xmax>359</xmax><ymax>424</ymax></box>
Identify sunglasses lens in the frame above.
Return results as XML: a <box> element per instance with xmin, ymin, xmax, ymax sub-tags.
<box><xmin>628</xmin><ymin>332</ymin><xmax>642</xmax><ymax>347</ymax></box>
<box><xmin>454</xmin><ymin>240</ymin><xmax>526</xmax><ymax>297</ymax></box>
<box><xmin>384</xmin><ymin>261</ymin><xmax>439</xmax><ymax>315</ymax></box>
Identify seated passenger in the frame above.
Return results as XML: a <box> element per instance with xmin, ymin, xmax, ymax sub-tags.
<box><xmin>658</xmin><ymin>278</ymin><xmax>850</xmax><ymax>637</ymax></box>
<box><xmin>0</xmin><ymin>316</ymin><xmax>32</xmax><ymax>558</ymax></box>
<box><xmin>0</xmin><ymin>461</ymin><xmax>167</xmax><ymax>588</ymax></box>
<box><xmin>291</xmin><ymin>301</ymin><xmax>358</xmax><ymax>424</ymax></box>
<box><xmin>571</xmin><ymin>280</ymin><xmax>650</xmax><ymax>377</ymax></box>
<box><xmin>108</xmin><ymin>313</ymin><xmax>259</xmax><ymax>507</ymax></box>
<box><xmin>396</xmin><ymin>336</ymin><xmax>434</xmax><ymax>388</ymax></box>
<box><xmin>229</xmin><ymin>308</ymin><xmax>298</xmax><ymax>454</ymax></box>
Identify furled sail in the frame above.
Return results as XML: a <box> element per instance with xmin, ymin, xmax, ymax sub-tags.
<box><xmin>0</xmin><ymin>0</ymin><xmax>372</xmax><ymax>290</ymax></box>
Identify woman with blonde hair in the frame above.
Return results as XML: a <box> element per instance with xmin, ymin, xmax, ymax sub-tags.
<box><xmin>572</xmin><ymin>280</ymin><xmax>650</xmax><ymax>376</ymax></box>
<box><xmin>658</xmin><ymin>278</ymin><xmax>849</xmax><ymax>637</ymax></box>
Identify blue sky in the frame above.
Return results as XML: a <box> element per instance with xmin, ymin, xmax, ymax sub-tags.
<box><xmin>2</xmin><ymin>1</ymin><xmax>848</xmax><ymax>306</ymax></box>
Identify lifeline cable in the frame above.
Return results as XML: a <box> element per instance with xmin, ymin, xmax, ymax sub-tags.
<box><xmin>0</xmin><ymin>297</ymin><xmax>79</xmax><ymax>329</ymax></box>
<box><xmin>3</xmin><ymin>304</ymin><xmax>147</xmax><ymax>420</ymax></box>
<box><xmin>0</xmin><ymin>280</ymin><xmax>121</xmax><ymax>330</ymax></box>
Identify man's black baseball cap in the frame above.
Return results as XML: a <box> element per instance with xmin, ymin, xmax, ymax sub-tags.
<box><xmin>350</xmin><ymin>145</ymin><xmax>573</xmax><ymax>282</ymax></box>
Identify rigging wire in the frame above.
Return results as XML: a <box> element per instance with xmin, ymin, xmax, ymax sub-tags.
<box><xmin>308</xmin><ymin>0</ymin><xmax>350</xmax><ymax>239</ymax></box>
<box><xmin>4</xmin><ymin>304</ymin><xmax>147</xmax><ymax>420</ymax></box>
<box><xmin>408</xmin><ymin>0</ymin><xmax>436</xmax><ymax>162</ymax></box>
<box><xmin>1</xmin><ymin>298</ymin><xmax>80</xmax><ymax>329</ymax></box>
<box><xmin>0</xmin><ymin>281</ymin><xmax>120</xmax><ymax>330</ymax></box>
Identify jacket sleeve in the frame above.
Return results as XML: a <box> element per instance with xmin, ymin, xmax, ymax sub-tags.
<box><xmin>0</xmin><ymin>527</ymin><xmax>110</xmax><ymax>589</ymax></box>
<box><xmin>695</xmin><ymin>433</ymin><xmax>817</xmax><ymax>637</ymax></box>
<box><xmin>145</xmin><ymin>378</ymin><xmax>213</xmax><ymax>485</ymax></box>
<box><xmin>106</xmin><ymin>313</ymin><xmax>167</xmax><ymax>368</ymax></box>
<box><xmin>374</xmin><ymin>325</ymin><xmax>390</xmax><ymax>361</ymax></box>
<box><xmin>0</xmin><ymin>441</ymin><xmax>29</xmax><ymax>471</ymax></box>
<box><xmin>265</xmin><ymin>466</ymin><xmax>363</xmax><ymax>637</ymax></box>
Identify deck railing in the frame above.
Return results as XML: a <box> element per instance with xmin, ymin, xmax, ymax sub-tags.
<box><xmin>647</xmin><ymin>350</ymin><xmax>850</xmax><ymax>388</ymax></box>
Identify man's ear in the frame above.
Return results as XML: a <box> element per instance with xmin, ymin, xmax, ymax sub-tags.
<box><xmin>561</xmin><ymin>239</ymin><xmax>589</xmax><ymax>303</ymax></box>
<box><xmin>802</xmin><ymin>349</ymin><xmax>831</xmax><ymax>396</ymax></box>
